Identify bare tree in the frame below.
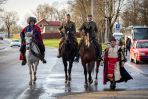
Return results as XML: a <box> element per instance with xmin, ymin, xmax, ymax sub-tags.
<box><xmin>1</xmin><ymin>11</ymin><xmax>18</xmax><ymax>38</ymax></box>
<box><xmin>121</xmin><ymin>0</ymin><xmax>148</xmax><ymax>26</ymax></box>
<box><xmin>0</xmin><ymin>0</ymin><xmax>7</xmax><ymax>11</ymax></box>
<box><xmin>104</xmin><ymin>0</ymin><xmax>125</xmax><ymax>42</ymax></box>
<box><xmin>33</xmin><ymin>3</ymin><xmax>60</xmax><ymax>21</ymax></box>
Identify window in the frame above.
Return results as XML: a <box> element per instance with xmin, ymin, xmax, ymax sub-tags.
<box><xmin>40</xmin><ymin>24</ymin><xmax>43</xmax><ymax>28</ymax></box>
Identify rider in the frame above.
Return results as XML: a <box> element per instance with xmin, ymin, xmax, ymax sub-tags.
<box><xmin>57</xmin><ymin>14</ymin><xmax>78</xmax><ymax>58</ymax></box>
<box><xmin>74</xmin><ymin>14</ymin><xmax>102</xmax><ymax>62</ymax></box>
<box><xmin>20</xmin><ymin>16</ymin><xmax>47</xmax><ymax>65</ymax></box>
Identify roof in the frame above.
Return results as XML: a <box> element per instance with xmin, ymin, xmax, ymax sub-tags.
<box><xmin>36</xmin><ymin>19</ymin><xmax>61</xmax><ymax>26</ymax></box>
<box><xmin>48</xmin><ymin>21</ymin><xmax>61</xmax><ymax>26</ymax></box>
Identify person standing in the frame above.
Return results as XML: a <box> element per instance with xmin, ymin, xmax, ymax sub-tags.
<box><xmin>103</xmin><ymin>37</ymin><xmax>133</xmax><ymax>90</ymax></box>
<box><xmin>125</xmin><ymin>37</ymin><xmax>131</xmax><ymax>56</ymax></box>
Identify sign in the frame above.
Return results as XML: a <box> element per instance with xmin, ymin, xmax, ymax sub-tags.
<box><xmin>116</xmin><ymin>23</ymin><xmax>120</xmax><ymax>31</ymax></box>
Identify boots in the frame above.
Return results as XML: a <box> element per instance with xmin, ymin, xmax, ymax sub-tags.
<box><xmin>41</xmin><ymin>58</ymin><xmax>47</xmax><ymax>64</ymax></box>
<box><xmin>74</xmin><ymin>54</ymin><xmax>79</xmax><ymax>62</ymax></box>
<box><xmin>110</xmin><ymin>81</ymin><xmax>116</xmax><ymax>90</ymax></box>
<box><xmin>40</xmin><ymin>54</ymin><xmax>47</xmax><ymax>64</ymax></box>
<box><xmin>22</xmin><ymin>54</ymin><xmax>26</xmax><ymax>66</ymax></box>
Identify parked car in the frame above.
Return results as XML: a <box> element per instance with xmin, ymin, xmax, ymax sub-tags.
<box><xmin>130</xmin><ymin>40</ymin><xmax>148</xmax><ymax>64</ymax></box>
<box><xmin>10</xmin><ymin>39</ymin><xmax>21</xmax><ymax>47</ymax></box>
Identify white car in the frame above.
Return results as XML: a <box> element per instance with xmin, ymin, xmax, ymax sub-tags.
<box><xmin>10</xmin><ymin>40</ymin><xmax>21</xmax><ymax>47</ymax></box>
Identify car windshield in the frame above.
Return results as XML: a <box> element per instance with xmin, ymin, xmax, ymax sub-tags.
<box><xmin>136</xmin><ymin>41</ymin><xmax>148</xmax><ymax>48</ymax></box>
<box><xmin>134</xmin><ymin>28</ymin><xmax>148</xmax><ymax>40</ymax></box>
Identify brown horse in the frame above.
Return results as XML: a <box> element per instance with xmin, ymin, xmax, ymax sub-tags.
<box><xmin>61</xmin><ymin>32</ymin><xmax>78</xmax><ymax>85</ymax></box>
<box><xmin>80</xmin><ymin>33</ymin><xmax>101</xmax><ymax>87</ymax></box>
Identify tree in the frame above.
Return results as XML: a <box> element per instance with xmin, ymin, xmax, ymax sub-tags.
<box><xmin>104</xmin><ymin>0</ymin><xmax>125</xmax><ymax>42</ymax></box>
<box><xmin>0</xmin><ymin>0</ymin><xmax>7</xmax><ymax>11</ymax></box>
<box><xmin>33</xmin><ymin>3</ymin><xmax>60</xmax><ymax>21</ymax></box>
<box><xmin>121</xmin><ymin>0</ymin><xmax>148</xmax><ymax>27</ymax></box>
<box><xmin>1</xmin><ymin>11</ymin><xmax>18</xmax><ymax>38</ymax></box>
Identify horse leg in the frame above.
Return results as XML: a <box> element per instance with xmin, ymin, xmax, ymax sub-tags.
<box><xmin>94</xmin><ymin>61</ymin><xmax>99</xmax><ymax>85</ymax></box>
<box><xmin>28</xmin><ymin>64</ymin><xmax>32</xmax><ymax>85</ymax></box>
<box><xmin>63</xmin><ymin>59</ymin><xmax>68</xmax><ymax>84</ymax></box>
<box><xmin>82</xmin><ymin>63</ymin><xmax>88</xmax><ymax>87</ymax></box>
<box><xmin>33</xmin><ymin>61</ymin><xmax>39</xmax><ymax>82</ymax></box>
<box><xmin>68</xmin><ymin>61</ymin><xmax>73</xmax><ymax>82</ymax></box>
<box><xmin>88</xmin><ymin>63</ymin><xmax>93</xmax><ymax>85</ymax></box>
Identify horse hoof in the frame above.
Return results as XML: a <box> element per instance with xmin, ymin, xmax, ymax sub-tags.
<box><xmin>29</xmin><ymin>81</ymin><xmax>32</xmax><ymax>85</ymax></box>
<box><xmin>89</xmin><ymin>79</ymin><xmax>93</xmax><ymax>85</ymax></box>
<box><xmin>67</xmin><ymin>81</ymin><xmax>71</xmax><ymax>86</ymax></box>
<box><xmin>65</xmin><ymin>80</ymin><xmax>68</xmax><ymax>84</ymax></box>
<box><xmin>33</xmin><ymin>81</ymin><xmax>36</xmax><ymax>84</ymax></box>
<box><xmin>84</xmin><ymin>83</ymin><xmax>88</xmax><ymax>88</ymax></box>
<box><xmin>94</xmin><ymin>80</ymin><xmax>98</xmax><ymax>85</ymax></box>
<box><xmin>34</xmin><ymin>77</ymin><xmax>37</xmax><ymax>81</ymax></box>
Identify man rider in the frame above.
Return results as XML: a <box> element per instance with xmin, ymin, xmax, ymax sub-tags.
<box><xmin>20</xmin><ymin>16</ymin><xmax>46</xmax><ymax>65</ymax></box>
<box><xmin>74</xmin><ymin>14</ymin><xmax>102</xmax><ymax>62</ymax></box>
<box><xmin>57</xmin><ymin>14</ymin><xmax>78</xmax><ymax>58</ymax></box>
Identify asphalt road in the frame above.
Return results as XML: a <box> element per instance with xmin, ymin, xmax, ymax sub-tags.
<box><xmin>0</xmin><ymin>41</ymin><xmax>148</xmax><ymax>99</ymax></box>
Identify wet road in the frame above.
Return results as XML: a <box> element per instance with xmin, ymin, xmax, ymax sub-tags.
<box><xmin>0</xmin><ymin>42</ymin><xmax>148</xmax><ymax>99</ymax></box>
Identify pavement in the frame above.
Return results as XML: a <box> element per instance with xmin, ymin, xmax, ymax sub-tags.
<box><xmin>58</xmin><ymin>89</ymin><xmax>148</xmax><ymax>99</ymax></box>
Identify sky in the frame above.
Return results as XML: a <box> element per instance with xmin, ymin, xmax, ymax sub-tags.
<box><xmin>3</xmin><ymin>0</ymin><xmax>68</xmax><ymax>26</ymax></box>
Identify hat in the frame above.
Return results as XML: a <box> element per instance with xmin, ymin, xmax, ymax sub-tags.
<box><xmin>111</xmin><ymin>36</ymin><xmax>116</xmax><ymax>41</ymax></box>
<box><xmin>27</xmin><ymin>17</ymin><xmax>37</xmax><ymax>24</ymax></box>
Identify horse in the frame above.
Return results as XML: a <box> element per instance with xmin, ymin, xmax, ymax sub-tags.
<box><xmin>80</xmin><ymin>33</ymin><xmax>101</xmax><ymax>87</ymax></box>
<box><xmin>25</xmin><ymin>32</ymin><xmax>40</xmax><ymax>85</ymax></box>
<box><xmin>61</xmin><ymin>31</ymin><xmax>78</xmax><ymax>85</ymax></box>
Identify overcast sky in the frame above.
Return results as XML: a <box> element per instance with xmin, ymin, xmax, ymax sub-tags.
<box><xmin>3</xmin><ymin>0</ymin><xmax>68</xmax><ymax>26</ymax></box>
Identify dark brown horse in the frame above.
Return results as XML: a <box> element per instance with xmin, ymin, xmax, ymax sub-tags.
<box><xmin>61</xmin><ymin>32</ymin><xmax>78</xmax><ymax>85</ymax></box>
<box><xmin>80</xmin><ymin>33</ymin><xmax>101</xmax><ymax>87</ymax></box>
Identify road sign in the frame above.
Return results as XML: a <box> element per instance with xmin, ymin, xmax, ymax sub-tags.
<box><xmin>116</xmin><ymin>23</ymin><xmax>120</xmax><ymax>31</ymax></box>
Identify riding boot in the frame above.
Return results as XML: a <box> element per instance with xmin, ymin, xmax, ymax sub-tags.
<box><xmin>41</xmin><ymin>53</ymin><xmax>47</xmax><ymax>64</ymax></box>
<box><xmin>22</xmin><ymin>53</ymin><xmax>26</xmax><ymax>66</ymax></box>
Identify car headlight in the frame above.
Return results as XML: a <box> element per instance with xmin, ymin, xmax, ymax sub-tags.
<box><xmin>139</xmin><ymin>52</ymin><xmax>145</xmax><ymax>56</ymax></box>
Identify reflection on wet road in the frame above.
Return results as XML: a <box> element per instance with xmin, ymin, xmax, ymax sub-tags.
<box><xmin>0</xmin><ymin>46</ymin><xmax>148</xmax><ymax>99</ymax></box>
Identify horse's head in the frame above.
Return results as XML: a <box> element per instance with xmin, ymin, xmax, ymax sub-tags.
<box><xmin>83</xmin><ymin>33</ymin><xmax>90</xmax><ymax>47</ymax></box>
<box><xmin>65</xmin><ymin>31</ymin><xmax>74</xmax><ymax>45</ymax></box>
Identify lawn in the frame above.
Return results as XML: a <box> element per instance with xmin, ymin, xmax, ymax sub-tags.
<box><xmin>43</xmin><ymin>39</ymin><xmax>106</xmax><ymax>51</ymax></box>
<box><xmin>43</xmin><ymin>39</ymin><xmax>59</xmax><ymax>48</ymax></box>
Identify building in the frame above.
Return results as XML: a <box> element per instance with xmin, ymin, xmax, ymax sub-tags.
<box><xmin>36</xmin><ymin>19</ymin><xmax>61</xmax><ymax>39</ymax></box>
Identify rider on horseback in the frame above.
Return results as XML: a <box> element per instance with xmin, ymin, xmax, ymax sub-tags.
<box><xmin>57</xmin><ymin>14</ymin><xmax>78</xmax><ymax>58</ymax></box>
<box><xmin>20</xmin><ymin>16</ymin><xmax>47</xmax><ymax>65</ymax></box>
<box><xmin>75</xmin><ymin>14</ymin><xmax>102</xmax><ymax>62</ymax></box>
